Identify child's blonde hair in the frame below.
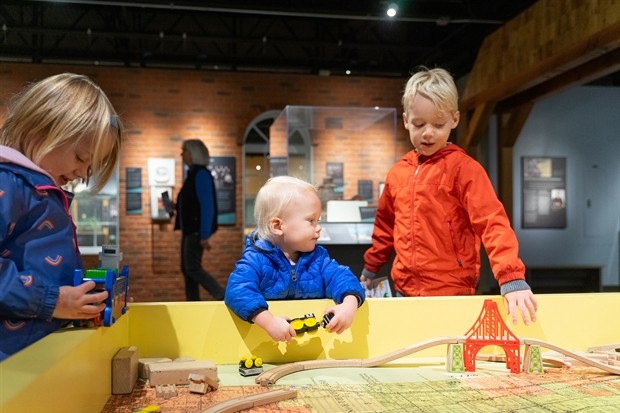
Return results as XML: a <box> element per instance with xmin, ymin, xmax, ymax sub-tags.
<box><xmin>402</xmin><ymin>67</ymin><xmax>459</xmax><ymax>116</ymax></box>
<box><xmin>0</xmin><ymin>73</ymin><xmax>123</xmax><ymax>193</ymax></box>
<box><xmin>183</xmin><ymin>139</ymin><xmax>210</xmax><ymax>165</ymax></box>
<box><xmin>254</xmin><ymin>176</ymin><xmax>317</xmax><ymax>242</ymax></box>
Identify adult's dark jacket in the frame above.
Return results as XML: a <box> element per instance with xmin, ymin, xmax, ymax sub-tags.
<box><xmin>175</xmin><ymin>165</ymin><xmax>218</xmax><ymax>238</ymax></box>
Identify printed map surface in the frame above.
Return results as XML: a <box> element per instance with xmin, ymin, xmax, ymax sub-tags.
<box><xmin>102</xmin><ymin>361</ymin><xmax>620</xmax><ymax>412</ymax></box>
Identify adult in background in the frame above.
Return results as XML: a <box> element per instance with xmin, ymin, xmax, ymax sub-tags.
<box><xmin>174</xmin><ymin>139</ymin><xmax>225</xmax><ymax>301</ymax></box>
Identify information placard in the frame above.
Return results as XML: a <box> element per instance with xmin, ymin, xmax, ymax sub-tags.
<box><xmin>521</xmin><ymin>157</ymin><xmax>566</xmax><ymax>229</ymax></box>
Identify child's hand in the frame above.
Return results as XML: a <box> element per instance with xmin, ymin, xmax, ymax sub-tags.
<box><xmin>253</xmin><ymin>311</ymin><xmax>296</xmax><ymax>343</ymax></box>
<box><xmin>324</xmin><ymin>295</ymin><xmax>358</xmax><ymax>334</ymax></box>
<box><xmin>503</xmin><ymin>290</ymin><xmax>538</xmax><ymax>326</ymax></box>
<box><xmin>52</xmin><ymin>281</ymin><xmax>108</xmax><ymax>319</ymax></box>
<box><xmin>360</xmin><ymin>275</ymin><xmax>387</xmax><ymax>290</ymax></box>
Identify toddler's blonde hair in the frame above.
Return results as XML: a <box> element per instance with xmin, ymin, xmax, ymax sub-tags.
<box><xmin>254</xmin><ymin>176</ymin><xmax>317</xmax><ymax>242</ymax></box>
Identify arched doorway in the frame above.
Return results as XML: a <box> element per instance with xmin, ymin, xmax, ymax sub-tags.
<box><xmin>242</xmin><ymin>110</ymin><xmax>281</xmax><ymax>237</ymax></box>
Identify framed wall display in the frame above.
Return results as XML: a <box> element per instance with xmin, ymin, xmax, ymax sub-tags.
<box><xmin>358</xmin><ymin>179</ymin><xmax>373</xmax><ymax>202</ymax></box>
<box><xmin>125</xmin><ymin>167</ymin><xmax>142</xmax><ymax>215</ymax></box>
<box><xmin>326</xmin><ymin>162</ymin><xmax>344</xmax><ymax>196</ymax></box>
<box><xmin>521</xmin><ymin>156</ymin><xmax>566</xmax><ymax>229</ymax></box>
<box><xmin>208</xmin><ymin>156</ymin><xmax>236</xmax><ymax>225</ymax></box>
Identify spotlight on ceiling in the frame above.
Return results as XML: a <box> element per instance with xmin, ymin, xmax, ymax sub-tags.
<box><xmin>387</xmin><ymin>3</ymin><xmax>398</xmax><ymax>17</ymax></box>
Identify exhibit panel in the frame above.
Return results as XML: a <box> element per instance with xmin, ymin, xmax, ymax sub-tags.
<box><xmin>2</xmin><ymin>294</ymin><xmax>620</xmax><ymax>413</ymax></box>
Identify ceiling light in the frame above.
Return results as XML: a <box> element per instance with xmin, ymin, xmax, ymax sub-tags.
<box><xmin>387</xmin><ymin>4</ymin><xmax>398</xmax><ymax>17</ymax></box>
<box><xmin>345</xmin><ymin>70</ymin><xmax>351</xmax><ymax>75</ymax></box>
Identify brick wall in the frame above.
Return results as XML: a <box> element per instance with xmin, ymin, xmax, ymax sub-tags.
<box><xmin>0</xmin><ymin>62</ymin><xmax>411</xmax><ymax>302</ymax></box>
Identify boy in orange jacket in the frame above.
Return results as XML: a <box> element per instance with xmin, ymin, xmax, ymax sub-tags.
<box><xmin>361</xmin><ymin>67</ymin><xmax>537</xmax><ymax>326</ymax></box>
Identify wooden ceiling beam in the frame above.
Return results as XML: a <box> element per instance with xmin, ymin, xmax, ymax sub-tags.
<box><xmin>462</xmin><ymin>1</ymin><xmax>620</xmax><ymax>111</ymax></box>
<box><xmin>459</xmin><ymin>101</ymin><xmax>496</xmax><ymax>154</ymax></box>
<box><xmin>498</xmin><ymin>45</ymin><xmax>620</xmax><ymax>112</ymax></box>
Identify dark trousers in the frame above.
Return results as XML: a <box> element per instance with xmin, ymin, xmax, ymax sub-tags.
<box><xmin>181</xmin><ymin>234</ymin><xmax>225</xmax><ymax>301</ymax></box>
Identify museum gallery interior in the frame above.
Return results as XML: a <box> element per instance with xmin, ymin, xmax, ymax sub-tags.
<box><xmin>2</xmin><ymin>1</ymin><xmax>620</xmax><ymax>412</ymax></box>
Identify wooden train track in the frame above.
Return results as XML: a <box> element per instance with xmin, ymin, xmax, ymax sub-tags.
<box><xmin>255</xmin><ymin>336</ymin><xmax>620</xmax><ymax>386</ymax></box>
<box><xmin>256</xmin><ymin>336</ymin><xmax>464</xmax><ymax>386</ymax></box>
<box><xmin>199</xmin><ymin>388</ymin><xmax>297</xmax><ymax>413</ymax></box>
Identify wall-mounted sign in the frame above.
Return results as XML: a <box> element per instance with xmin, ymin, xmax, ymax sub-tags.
<box><xmin>208</xmin><ymin>156</ymin><xmax>236</xmax><ymax>225</ymax></box>
<box><xmin>125</xmin><ymin>167</ymin><xmax>142</xmax><ymax>215</ymax></box>
<box><xmin>326</xmin><ymin>162</ymin><xmax>344</xmax><ymax>196</ymax></box>
<box><xmin>521</xmin><ymin>157</ymin><xmax>566</xmax><ymax>229</ymax></box>
<box><xmin>147</xmin><ymin>158</ymin><xmax>175</xmax><ymax>187</ymax></box>
<box><xmin>358</xmin><ymin>179</ymin><xmax>373</xmax><ymax>202</ymax></box>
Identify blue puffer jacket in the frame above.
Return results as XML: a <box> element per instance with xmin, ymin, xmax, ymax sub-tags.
<box><xmin>0</xmin><ymin>150</ymin><xmax>82</xmax><ymax>361</ymax></box>
<box><xmin>225</xmin><ymin>231</ymin><xmax>365</xmax><ymax>322</ymax></box>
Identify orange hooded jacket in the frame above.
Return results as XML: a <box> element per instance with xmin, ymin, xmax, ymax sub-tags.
<box><xmin>364</xmin><ymin>144</ymin><xmax>526</xmax><ymax>296</ymax></box>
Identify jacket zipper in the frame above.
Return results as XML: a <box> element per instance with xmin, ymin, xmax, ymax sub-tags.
<box><xmin>411</xmin><ymin>159</ymin><xmax>421</xmax><ymax>293</ymax></box>
<box><xmin>447</xmin><ymin>221</ymin><xmax>463</xmax><ymax>267</ymax></box>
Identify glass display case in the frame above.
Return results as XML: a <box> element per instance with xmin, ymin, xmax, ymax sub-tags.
<box><xmin>68</xmin><ymin>168</ymin><xmax>119</xmax><ymax>255</ymax></box>
<box><xmin>269</xmin><ymin>105</ymin><xmax>398</xmax><ymax>218</ymax></box>
<box><xmin>268</xmin><ymin>106</ymin><xmax>398</xmax><ymax>278</ymax></box>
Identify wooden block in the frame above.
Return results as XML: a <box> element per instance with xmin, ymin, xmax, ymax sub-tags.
<box><xmin>138</xmin><ymin>358</ymin><xmax>172</xmax><ymax>380</ymax></box>
<box><xmin>523</xmin><ymin>344</ymin><xmax>543</xmax><ymax>374</ymax></box>
<box><xmin>112</xmin><ymin>346</ymin><xmax>139</xmax><ymax>395</ymax></box>
<box><xmin>156</xmin><ymin>384</ymin><xmax>177</xmax><ymax>399</ymax></box>
<box><xmin>188</xmin><ymin>373</ymin><xmax>205</xmax><ymax>382</ymax></box>
<box><xmin>149</xmin><ymin>360</ymin><xmax>217</xmax><ymax>387</ymax></box>
<box><xmin>204</xmin><ymin>375</ymin><xmax>219</xmax><ymax>390</ymax></box>
<box><xmin>189</xmin><ymin>381</ymin><xmax>208</xmax><ymax>394</ymax></box>
<box><xmin>446</xmin><ymin>344</ymin><xmax>465</xmax><ymax>372</ymax></box>
<box><xmin>188</xmin><ymin>373</ymin><xmax>208</xmax><ymax>394</ymax></box>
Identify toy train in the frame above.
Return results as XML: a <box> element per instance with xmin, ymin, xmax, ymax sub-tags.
<box><xmin>74</xmin><ymin>244</ymin><xmax>129</xmax><ymax>327</ymax></box>
<box><xmin>288</xmin><ymin>312</ymin><xmax>334</xmax><ymax>335</ymax></box>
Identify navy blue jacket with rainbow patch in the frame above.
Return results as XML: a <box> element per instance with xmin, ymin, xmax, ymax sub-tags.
<box><xmin>0</xmin><ymin>148</ymin><xmax>81</xmax><ymax>361</ymax></box>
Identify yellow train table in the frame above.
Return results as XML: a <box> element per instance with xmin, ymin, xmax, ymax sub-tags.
<box><xmin>2</xmin><ymin>294</ymin><xmax>620</xmax><ymax>413</ymax></box>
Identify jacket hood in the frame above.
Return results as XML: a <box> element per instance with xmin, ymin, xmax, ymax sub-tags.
<box><xmin>0</xmin><ymin>145</ymin><xmax>57</xmax><ymax>185</ymax></box>
<box><xmin>402</xmin><ymin>143</ymin><xmax>464</xmax><ymax>166</ymax></box>
<box><xmin>0</xmin><ymin>146</ymin><xmax>55</xmax><ymax>179</ymax></box>
<box><xmin>247</xmin><ymin>230</ymin><xmax>276</xmax><ymax>253</ymax></box>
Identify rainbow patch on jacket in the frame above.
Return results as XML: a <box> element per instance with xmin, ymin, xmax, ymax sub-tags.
<box><xmin>3</xmin><ymin>320</ymin><xmax>25</xmax><ymax>331</ymax></box>
<box><xmin>20</xmin><ymin>275</ymin><xmax>33</xmax><ymax>287</ymax></box>
<box><xmin>8</xmin><ymin>222</ymin><xmax>15</xmax><ymax>235</ymax></box>
<box><xmin>45</xmin><ymin>255</ymin><xmax>63</xmax><ymax>266</ymax></box>
<box><xmin>37</xmin><ymin>220</ymin><xmax>54</xmax><ymax>230</ymax></box>
<box><xmin>0</xmin><ymin>249</ymin><xmax>10</xmax><ymax>258</ymax></box>
<box><xmin>0</xmin><ymin>190</ymin><xmax>5</xmax><ymax>197</ymax></box>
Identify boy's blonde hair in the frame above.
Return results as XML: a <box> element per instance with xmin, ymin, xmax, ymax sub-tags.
<box><xmin>0</xmin><ymin>73</ymin><xmax>123</xmax><ymax>193</ymax></box>
<box><xmin>254</xmin><ymin>176</ymin><xmax>317</xmax><ymax>242</ymax></box>
<box><xmin>183</xmin><ymin>139</ymin><xmax>210</xmax><ymax>165</ymax></box>
<box><xmin>402</xmin><ymin>67</ymin><xmax>459</xmax><ymax>116</ymax></box>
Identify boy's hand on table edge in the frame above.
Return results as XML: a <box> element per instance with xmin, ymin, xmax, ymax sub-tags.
<box><xmin>503</xmin><ymin>289</ymin><xmax>538</xmax><ymax>326</ymax></box>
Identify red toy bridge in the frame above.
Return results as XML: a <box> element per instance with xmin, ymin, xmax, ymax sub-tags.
<box><xmin>463</xmin><ymin>299</ymin><xmax>521</xmax><ymax>373</ymax></box>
